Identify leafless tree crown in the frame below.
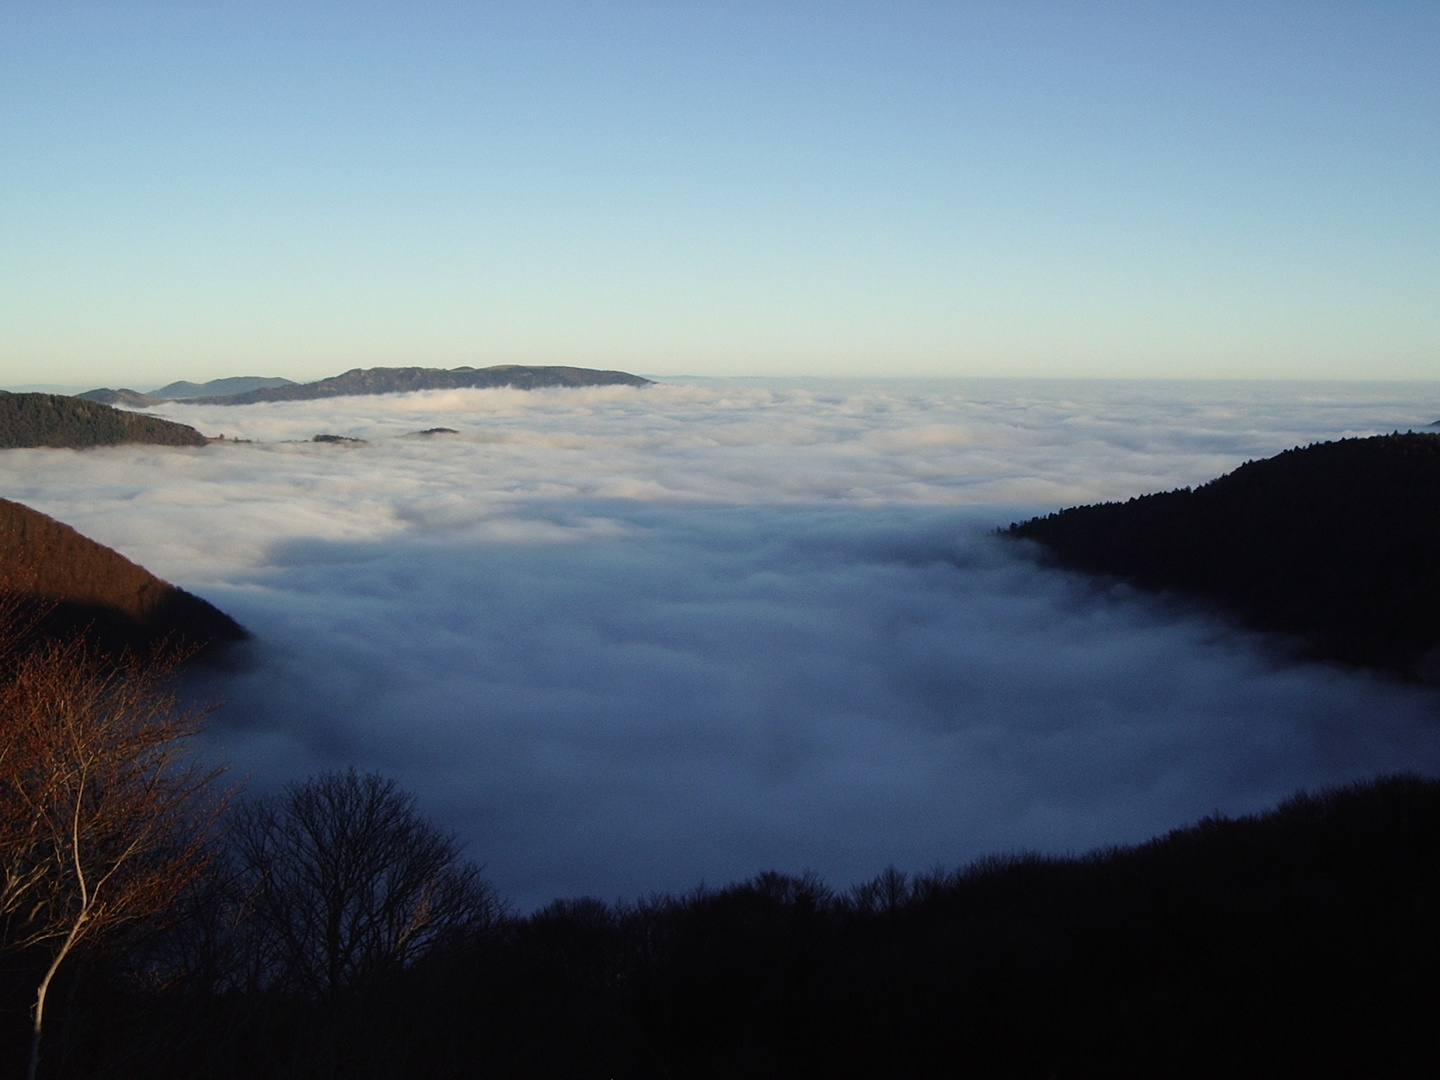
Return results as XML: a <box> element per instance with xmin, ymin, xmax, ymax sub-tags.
<box><xmin>0</xmin><ymin>615</ymin><xmax>223</xmax><ymax>1080</ymax></box>
<box><xmin>231</xmin><ymin>768</ymin><xmax>498</xmax><ymax>998</ymax></box>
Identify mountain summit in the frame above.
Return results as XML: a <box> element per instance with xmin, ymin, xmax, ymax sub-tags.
<box><xmin>147</xmin><ymin>376</ymin><xmax>296</xmax><ymax>399</ymax></box>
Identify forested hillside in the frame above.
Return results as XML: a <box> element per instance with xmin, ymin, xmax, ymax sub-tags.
<box><xmin>0</xmin><ymin>392</ymin><xmax>206</xmax><ymax>449</ymax></box>
<box><xmin>1008</xmin><ymin>433</ymin><xmax>1440</xmax><ymax>678</ymax></box>
<box><xmin>9</xmin><ymin>773</ymin><xmax>1438</xmax><ymax>1078</ymax></box>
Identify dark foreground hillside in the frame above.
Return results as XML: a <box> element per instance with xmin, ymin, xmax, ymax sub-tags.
<box><xmin>0</xmin><ymin>498</ymin><xmax>246</xmax><ymax>658</ymax></box>
<box><xmin>1008</xmin><ymin>432</ymin><xmax>1440</xmax><ymax>678</ymax></box>
<box><xmin>20</xmin><ymin>774</ymin><xmax>1440</xmax><ymax>1079</ymax></box>
<box><xmin>0</xmin><ymin>392</ymin><xmax>207</xmax><ymax>449</ymax></box>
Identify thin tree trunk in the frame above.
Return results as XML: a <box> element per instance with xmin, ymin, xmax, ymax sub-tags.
<box><xmin>29</xmin><ymin>924</ymin><xmax>82</xmax><ymax>1080</ymax></box>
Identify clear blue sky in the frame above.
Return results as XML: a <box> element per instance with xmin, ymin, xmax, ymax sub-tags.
<box><xmin>3</xmin><ymin>1</ymin><xmax>1437</xmax><ymax>387</ymax></box>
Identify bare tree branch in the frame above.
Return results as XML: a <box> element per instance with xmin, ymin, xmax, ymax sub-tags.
<box><xmin>230</xmin><ymin>769</ymin><xmax>499</xmax><ymax>999</ymax></box>
<box><xmin>0</xmin><ymin>631</ymin><xmax>225</xmax><ymax>1080</ymax></box>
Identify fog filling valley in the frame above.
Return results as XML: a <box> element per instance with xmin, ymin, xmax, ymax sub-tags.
<box><xmin>5</xmin><ymin>378</ymin><xmax>1440</xmax><ymax>909</ymax></box>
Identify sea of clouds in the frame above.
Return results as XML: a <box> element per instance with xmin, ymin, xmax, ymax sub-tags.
<box><xmin>3</xmin><ymin>378</ymin><xmax>1440</xmax><ymax>908</ymax></box>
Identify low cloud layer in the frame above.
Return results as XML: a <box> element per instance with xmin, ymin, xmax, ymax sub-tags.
<box><xmin>4</xmin><ymin>379</ymin><xmax>1440</xmax><ymax>907</ymax></box>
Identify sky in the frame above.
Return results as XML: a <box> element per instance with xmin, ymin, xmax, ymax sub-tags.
<box><xmin>4</xmin><ymin>379</ymin><xmax>1439</xmax><ymax>909</ymax></box>
<box><xmin>3</xmin><ymin>1</ymin><xmax>1438</xmax><ymax>387</ymax></box>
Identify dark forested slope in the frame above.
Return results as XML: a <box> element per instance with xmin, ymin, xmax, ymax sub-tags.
<box><xmin>0</xmin><ymin>498</ymin><xmax>246</xmax><ymax>657</ymax></box>
<box><xmin>43</xmin><ymin>774</ymin><xmax>1440</xmax><ymax>1079</ymax></box>
<box><xmin>1007</xmin><ymin>433</ymin><xmax>1440</xmax><ymax>677</ymax></box>
<box><xmin>188</xmin><ymin>364</ymin><xmax>653</xmax><ymax>404</ymax></box>
<box><xmin>0</xmin><ymin>392</ymin><xmax>206</xmax><ymax>448</ymax></box>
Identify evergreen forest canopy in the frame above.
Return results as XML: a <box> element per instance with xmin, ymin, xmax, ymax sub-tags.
<box><xmin>0</xmin><ymin>393</ymin><xmax>206</xmax><ymax>450</ymax></box>
<box><xmin>1007</xmin><ymin>432</ymin><xmax>1440</xmax><ymax>679</ymax></box>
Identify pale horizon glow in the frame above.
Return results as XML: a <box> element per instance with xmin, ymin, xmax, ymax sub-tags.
<box><xmin>2</xmin><ymin>2</ymin><xmax>1437</xmax><ymax>387</ymax></box>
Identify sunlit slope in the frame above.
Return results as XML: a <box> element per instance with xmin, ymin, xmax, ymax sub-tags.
<box><xmin>0</xmin><ymin>497</ymin><xmax>246</xmax><ymax>657</ymax></box>
<box><xmin>1008</xmin><ymin>432</ymin><xmax>1440</xmax><ymax>678</ymax></box>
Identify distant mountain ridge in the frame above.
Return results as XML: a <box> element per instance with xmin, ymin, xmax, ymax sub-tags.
<box><xmin>0</xmin><ymin>392</ymin><xmax>207</xmax><ymax>449</ymax></box>
<box><xmin>76</xmin><ymin>366</ymin><xmax>651</xmax><ymax>407</ymax></box>
<box><xmin>1007</xmin><ymin>432</ymin><xmax>1440</xmax><ymax>679</ymax></box>
<box><xmin>77</xmin><ymin>377</ymin><xmax>295</xmax><ymax>408</ymax></box>
<box><xmin>0</xmin><ymin>497</ymin><xmax>246</xmax><ymax>658</ymax></box>
<box><xmin>185</xmin><ymin>364</ymin><xmax>653</xmax><ymax>404</ymax></box>
<box><xmin>149</xmin><ymin>376</ymin><xmax>296</xmax><ymax>399</ymax></box>
<box><xmin>76</xmin><ymin>388</ymin><xmax>167</xmax><ymax>408</ymax></box>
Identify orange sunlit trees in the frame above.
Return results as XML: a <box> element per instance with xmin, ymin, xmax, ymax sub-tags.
<box><xmin>0</xmin><ymin>629</ymin><xmax>222</xmax><ymax>1080</ymax></box>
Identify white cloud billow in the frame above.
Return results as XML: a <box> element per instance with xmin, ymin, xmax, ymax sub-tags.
<box><xmin>3</xmin><ymin>378</ymin><xmax>1438</xmax><ymax>908</ymax></box>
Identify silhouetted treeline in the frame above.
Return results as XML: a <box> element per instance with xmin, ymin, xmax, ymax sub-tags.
<box><xmin>1008</xmin><ymin>433</ymin><xmax>1440</xmax><ymax>678</ymax></box>
<box><xmin>0</xmin><ymin>393</ymin><xmax>206</xmax><ymax>449</ymax></box>
<box><xmin>0</xmin><ymin>498</ymin><xmax>246</xmax><ymax>660</ymax></box>
<box><xmin>19</xmin><ymin>774</ymin><xmax>1440</xmax><ymax>1079</ymax></box>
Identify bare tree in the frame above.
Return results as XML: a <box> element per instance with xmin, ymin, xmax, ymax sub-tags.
<box><xmin>0</xmin><ymin>634</ymin><xmax>223</xmax><ymax>1080</ymax></box>
<box><xmin>231</xmin><ymin>769</ymin><xmax>499</xmax><ymax>999</ymax></box>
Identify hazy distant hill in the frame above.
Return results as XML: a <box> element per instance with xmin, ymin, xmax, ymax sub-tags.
<box><xmin>187</xmin><ymin>364</ymin><xmax>654</xmax><ymax>404</ymax></box>
<box><xmin>76</xmin><ymin>388</ymin><xmax>166</xmax><ymax>407</ymax></box>
<box><xmin>1007</xmin><ymin>432</ymin><xmax>1440</xmax><ymax>678</ymax></box>
<box><xmin>149</xmin><ymin>375</ymin><xmax>296</xmax><ymax>399</ymax></box>
<box><xmin>0</xmin><ymin>392</ymin><xmax>207</xmax><ymax>449</ymax></box>
<box><xmin>0</xmin><ymin>497</ymin><xmax>246</xmax><ymax>658</ymax></box>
